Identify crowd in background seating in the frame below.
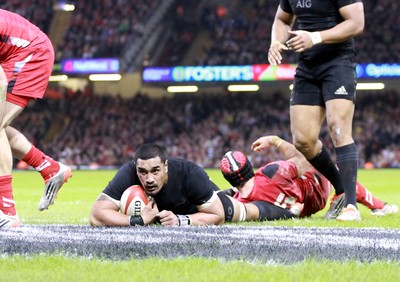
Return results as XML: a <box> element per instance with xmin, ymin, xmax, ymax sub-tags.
<box><xmin>4</xmin><ymin>2</ymin><xmax>400</xmax><ymax>170</ymax></box>
<box><xmin>55</xmin><ymin>0</ymin><xmax>162</xmax><ymax>62</ymax></box>
<box><xmin>11</xmin><ymin>89</ymin><xmax>400</xmax><ymax>169</ymax></box>
<box><xmin>196</xmin><ymin>0</ymin><xmax>400</xmax><ymax>66</ymax></box>
<box><xmin>3</xmin><ymin>0</ymin><xmax>54</xmax><ymax>34</ymax></box>
<box><xmin>5</xmin><ymin>0</ymin><xmax>398</xmax><ymax>66</ymax></box>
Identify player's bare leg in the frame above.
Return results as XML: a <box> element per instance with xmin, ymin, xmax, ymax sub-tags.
<box><xmin>291</xmin><ymin>104</ymin><xmax>346</xmax><ymax>220</ymax></box>
<box><xmin>243</xmin><ymin>203</ymin><xmax>262</xmax><ymax>221</ymax></box>
<box><xmin>0</xmin><ymin>72</ymin><xmax>22</xmax><ymax>227</ymax></box>
<box><xmin>228</xmin><ymin>197</ymin><xmax>252</xmax><ymax>222</ymax></box>
<box><xmin>326</xmin><ymin>99</ymin><xmax>360</xmax><ymax>221</ymax></box>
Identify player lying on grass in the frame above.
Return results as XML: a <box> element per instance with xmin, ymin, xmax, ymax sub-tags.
<box><xmin>220</xmin><ymin>135</ymin><xmax>398</xmax><ymax>220</ymax></box>
<box><xmin>89</xmin><ymin>143</ymin><xmax>302</xmax><ymax>227</ymax></box>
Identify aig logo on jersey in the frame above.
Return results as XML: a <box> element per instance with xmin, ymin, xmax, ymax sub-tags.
<box><xmin>296</xmin><ymin>0</ymin><xmax>311</xmax><ymax>8</ymax></box>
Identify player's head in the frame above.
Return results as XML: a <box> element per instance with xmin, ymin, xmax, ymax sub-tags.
<box><xmin>134</xmin><ymin>143</ymin><xmax>168</xmax><ymax>196</ymax></box>
<box><xmin>220</xmin><ymin>151</ymin><xmax>254</xmax><ymax>188</ymax></box>
<box><xmin>134</xmin><ymin>143</ymin><xmax>167</xmax><ymax>163</ymax></box>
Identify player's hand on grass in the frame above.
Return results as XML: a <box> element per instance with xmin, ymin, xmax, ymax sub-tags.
<box><xmin>156</xmin><ymin>210</ymin><xmax>180</xmax><ymax>227</ymax></box>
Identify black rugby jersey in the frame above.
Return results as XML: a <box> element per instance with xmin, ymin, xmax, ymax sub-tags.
<box><xmin>102</xmin><ymin>158</ymin><xmax>219</xmax><ymax>215</ymax></box>
<box><xmin>280</xmin><ymin>0</ymin><xmax>362</xmax><ymax>61</ymax></box>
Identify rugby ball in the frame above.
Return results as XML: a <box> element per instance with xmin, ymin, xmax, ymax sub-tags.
<box><xmin>120</xmin><ymin>185</ymin><xmax>148</xmax><ymax>216</ymax></box>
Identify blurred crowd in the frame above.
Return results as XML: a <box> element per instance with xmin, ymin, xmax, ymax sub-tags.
<box><xmin>168</xmin><ymin>0</ymin><xmax>400</xmax><ymax>66</ymax></box>
<box><xmin>12</xmin><ymin>89</ymin><xmax>400</xmax><ymax>169</ymax></box>
<box><xmin>3</xmin><ymin>0</ymin><xmax>54</xmax><ymax>33</ymax></box>
<box><xmin>4</xmin><ymin>1</ymin><xmax>400</xmax><ymax>170</ymax></box>
<box><xmin>55</xmin><ymin>0</ymin><xmax>162</xmax><ymax>62</ymax></box>
<box><xmin>4</xmin><ymin>0</ymin><xmax>399</xmax><ymax>66</ymax></box>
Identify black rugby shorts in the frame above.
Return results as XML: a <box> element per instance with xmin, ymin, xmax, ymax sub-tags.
<box><xmin>290</xmin><ymin>54</ymin><xmax>357</xmax><ymax>106</ymax></box>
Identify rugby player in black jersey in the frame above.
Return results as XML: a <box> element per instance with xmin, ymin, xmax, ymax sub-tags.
<box><xmin>268</xmin><ymin>0</ymin><xmax>364</xmax><ymax>221</ymax></box>
<box><xmin>89</xmin><ymin>143</ymin><xmax>298</xmax><ymax>227</ymax></box>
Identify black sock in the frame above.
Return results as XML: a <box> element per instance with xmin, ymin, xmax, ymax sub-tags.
<box><xmin>336</xmin><ymin>143</ymin><xmax>358</xmax><ymax>207</ymax></box>
<box><xmin>309</xmin><ymin>147</ymin><xmax>344</xmax><ymax>195</ymax></box>
<box><xmin>252</xmin><ymin>201</ymin><xmax>295</xmax><ymax>221</ymax></box>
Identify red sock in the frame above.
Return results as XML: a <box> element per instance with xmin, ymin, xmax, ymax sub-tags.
<box><xmin>22</xmin><ymin>145</ymin><xmax>60</xmax><ymax>181</ymax></box>
<box><xmin>356</xmin><ymin>182</ymin><xmax>385</xmax><ymax>210</ymax></box>
<box><xmin>0</xmin><ymin>175</ymin><xmax>17</xmax><ymax>216</ymax></box>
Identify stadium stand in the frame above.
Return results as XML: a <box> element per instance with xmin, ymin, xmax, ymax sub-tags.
<box><xmin>54</xmin><ymin>0</ymin><xmax>172</xmax><ymax>72</ymax></box>
<box><xmin>8</xmin><ymin>0</ymin><xmax>397</xmax><ymax>67</ymax></box>
<box><xmin>4</xmin><ymin>1</ymin><xmax>400</xmax><ymax>170</ymax></box>
<box><xmin>2</xmin><ymin>0</ymin><xmax>54</xmax><ymax>33</ymax></box>
<box><xmin>11</xmin><ymin>89</ymin><xmax>400</xmax><ymax>169</ymax></box>
<box><xmin>2</xmin><ymin>1</ymin><xmax>68</xmax><ymax>52</ymax></box>
<box><xmin>157</xmin><ymin>0</ymin><xmax>400</xmax><ymax>66</ymax></box>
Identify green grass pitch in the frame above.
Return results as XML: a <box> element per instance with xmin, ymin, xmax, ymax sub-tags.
<box><xmin>3</xmin><ymin>168</ymin><xmax>400</xmax><ymax>281</ymax></box>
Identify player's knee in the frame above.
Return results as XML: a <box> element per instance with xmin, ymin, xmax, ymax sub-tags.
<box><xmin>327</xmin><ymin>112</ymin><xmax>355</xmax><ymax>142</ymax></box>
<box><xmin>0</xmin><ymin>103</ymin><xmax>24</xmax><ymax>129</ymax></box>
<box><xmin>293</xmin><ymin>136</ymin><xmax>318</xmax><ymax>156</ymax></box>
<box><xmin>327</xmin><ymin>124</ymin><xmax>352</xmax><ymax>146</ymax></box>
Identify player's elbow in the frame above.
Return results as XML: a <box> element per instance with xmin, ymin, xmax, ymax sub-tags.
<box><xmin>351</xmin><ymin>13</ymin><xmax>365</xmax><ymax>36</ymax></box>
<box><xmin>89</xmin><ymin>213</ymin><xmax>100</xmax><ymax>226</ymax></box>
<box><xmin>210</xmin><ymin>215</ymin><xmax>225</xmax><ymax>226</ymax></box>
<box><xmin>353</xmin><ymin>21</ymin><xmax>364</xmax><ymax>36</ymax></box>
<box><xmin>193</xmin><ymin>213</ymin><xmax>224</xmax><ymax>226</ymax></box>
<box><xmin>89</xmin><ymin>209</ymin><xmax>105</xmax><ymax>226</ymax></box>
<box><xmin>215</xmin><ymin>215</ymin><xmax>225</xmax><ymax>225</ymax></box>
<box><xmin>345</xmin><ymin>3</ymin><xmax>364</xmax><ymax>37</ymax></box>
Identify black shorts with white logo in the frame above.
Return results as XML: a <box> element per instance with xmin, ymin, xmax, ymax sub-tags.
<box><xmin>290</xmin><ymin>53</ymin><xmax>357</xmax><ymax>107</ymax></box>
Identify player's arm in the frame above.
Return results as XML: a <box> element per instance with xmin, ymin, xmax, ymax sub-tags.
<box><xmin>287</xmin><ymin>2</ymin><xmax>364</xmax><ymax>52</ymax></box>
<box><xmin>192</xmin><ymin>192</ymin><xmax>225</xmax><ymax>225</ymax></box>
<box><xmin>89</xmin><ymin>193</ymin><xmax>158</xmax><ymax>227</ymax></box>
<box><xmin>318</xmin><ymin>2</ymin><xmax>365</xmax><ymax>44</ymax></box>
<box><xmin>269</xmin><ymin>5</ymin><xmax>295</xmax><ymax>65</ymax></box>
<box><xmin>251</xmin><ymin>135</ymin><xmax>311</xmax><ymax>177</ymax></box>
<box><xmin>156</xmin><ymin>192</ymin><xmax>225</xmax><ymax>227</ymax></box>
<box><xmin>155</xmin><ymin>165</ymin><xmax>225</xmax><ymax>227</ymax></box>
<box><xmin>89</xmin><ymin>194</ymin><xmax>131</xmax><ymax>226</ymax></box>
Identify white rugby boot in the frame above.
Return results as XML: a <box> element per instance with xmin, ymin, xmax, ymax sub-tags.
<box><xmin>38</xmin><ymin>162</ymin><xmax>72</xmax><ymax>211</ymax></box>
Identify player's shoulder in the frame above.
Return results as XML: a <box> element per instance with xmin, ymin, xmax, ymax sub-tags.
<box><xmin>167</xmin><ymin>157</ymin><xmax>197</xmax><ymax>169</ymax></box>
<box><xmin>337</xmin><ymin>0</ymin><xmax>362</xmax><ymax>8</ymax></box>
<box><xmin>116</xmin><ymin>160</ymin><xmax>137</xmax><ymax>177</ymax></box>
<box><xmin>167</xmin><ymin>157</ymin><xmax>205</xmax><ymax>177</ymax></box>
<box><xmin>121</xmin><ymin>160</ymin><xmax>136</xmax><ymax>170</ymax></box>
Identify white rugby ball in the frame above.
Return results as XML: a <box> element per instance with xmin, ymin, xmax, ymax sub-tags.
<box><xmin>120</xmin><ymin>185</ymin><xmax>148</xmax><ymax>216</ymax></box>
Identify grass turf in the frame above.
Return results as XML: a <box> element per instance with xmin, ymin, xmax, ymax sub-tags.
<box><xmin>3</xmin><ymin>168</ymin><xmax>400</xmax><ymax>281</ymax></box>
<box><xmin>12</xmin><ymin>168</ymin><xmax>400</xmax><ymax>227</ymax></box>
<box><xmin>2</xmin><ymin>256</ymin><xmax>400</xmax><ymax>282</ymax></box>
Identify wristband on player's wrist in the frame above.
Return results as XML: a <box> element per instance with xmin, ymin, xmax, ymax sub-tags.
<box><xmin>271</xmin><ymin>136</ymin><xmax>283</xmax><ymax>148</ymax></box>
<box><xmin>129</xmin><ymin>215</ymin><xmax>145</xmax><ymax>226</ymax></box>
<box><xmin>176</xmin><ymin>214</ymin><xmax>191</xmax><ymax>226</ymax></box>
<box><xmin>310</xmin><ymin>32</ymin><xmax>322</xmax><ymax>45</ymax></box>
